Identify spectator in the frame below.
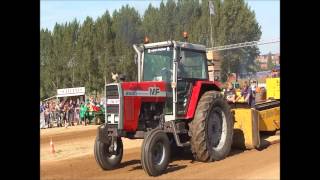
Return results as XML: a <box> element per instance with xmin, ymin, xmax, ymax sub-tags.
<box><xmin>63</xmin><ymin>102</ymin><xmax>69</xmax><ymax>128</ymax></box>
<box><xmin>59</xmin><ymin>101</ymin><xmax>65</xmax><ymax>126</ymax></box>
<box><xmin>40</xmin><ymin>101</ymin><xmax>45</xmax><ymax>113</ymax></box>
<box><xmin>40</xmin><ymin>106</ymin><xmax>45</xmax><ymax>129</ymax></box>
<box><xmin>88</xmin><ymin>99</ymin><xmax>94</xmax><ymax>112</ymax></box>
<box><xmin>55</xmin><ymin>101</ymin><xmax>62</xmax><ymax>127</ymax></box>
<box><xmin>68</xmin><ymin>100</ymin><xmax>75</xmax><ymax>126</ymax></box>
<box><xmin>249</xmin><ymin>81</ymin><xmax>257</xmax><ymax>107</ymax></box>
<box><xmin>80</xmin><ymin>102</ymin><xmax>88</xmax><ymax>126</ymax></box>
<box><xmin>237</xmin><ymin>81</ymin><xmax>257</xmax><ymax>107</ymax></box>
<box><xmin>47</xmin><ymin>102</ymin><xmax>51</xmax><ymax>128</ymax></box>
<box><xmin>237</xmin><ymin>81</ymin><xmax>251</xmax><ymax>105</ymax></box>
<box><xmin>86</xmin><ymin>101</ymin><xmax>93</xmax><ymax>124</ymax></box>
<box><xmin>86</xmin><ymin>100</ymin><xmax>91</xmax><ymax>124</ymax></box>
<box><xmin>89</xmin><ymin>97</ymin><xmax>94</xmax><ymax>104</ymax></box>
<box><xmin>44</xmin><ymin>104</ymin><xmax>50</xmax><ymax>128</ymax></box>
<box><xmin>75</xmin><ymin>101</ymin><xmax>80</xmax><ymax>125</ymax></box>
<box><xmin>224</xmin><ymin>82</ymin><xmax>237</xmax><ymax>103</ymax></box>
<box><xmin>49</xmin><ymin>101</ymin><xmax>55</xmax><ymax>128</ymax></box>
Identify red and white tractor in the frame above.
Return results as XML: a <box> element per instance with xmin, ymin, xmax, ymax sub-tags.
<box><xmin>94</xmin><ymin>39</ymin><xmax>234</xmax><ymax>176</ymax></box>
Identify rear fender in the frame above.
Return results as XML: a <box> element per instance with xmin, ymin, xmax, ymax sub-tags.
<box><xmin>185</xmin><ymin>81</ymin><xmax>221</xmax><ymax>119</ymax></box>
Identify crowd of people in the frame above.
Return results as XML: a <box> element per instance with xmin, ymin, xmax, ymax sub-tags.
<box><xmin>40</xmin><ymin>97</ymin><xmax>104</xmax><ymax>129</ymax></box>
<box><xmin>40</xmin><ymin>79</ymin><xmax>262</xmax><ymax>129</ymax></box>
<box><xmin>224</xmin><ymin>80</ymin><xmax>259</xmax><ymax>107</ymax></box>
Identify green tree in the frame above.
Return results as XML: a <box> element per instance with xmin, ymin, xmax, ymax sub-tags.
<box><xmin>40</xmin><ymin>28</ymin><xmax>54</xmax><ymax>98</ymax></box>
<box><xmin>95</xmin><ymin>11</ymin><xmax>115</xmax><ymax>86</ymax></box>
<box><xmin>216</xmin><ymin>0</ymin><xmax>261</xmax><ymax>81</ymax></box>
<box><xmin>40</xmin><ymin>0</ymin><xmax>262</xmax><ymax>99</ymax></box>
<box><xmin>112</xmin><ymin>5</ymin><xmax>142</xmax><ymax>81</ymax></box>
<box><xmin>141</xmin><ymin>4</ymin><xmax>160</xmax><ymax>41</ymax></box>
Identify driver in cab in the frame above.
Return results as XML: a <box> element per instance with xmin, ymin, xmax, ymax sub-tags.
<box><xmin>159</xmin><ymin>57</ymin><xmax>187</xmax><ymax>82</ymax></box>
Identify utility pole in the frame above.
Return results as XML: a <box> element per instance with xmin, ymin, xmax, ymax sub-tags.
<box><xmin>210</xmin><ymin>13</ymin><xmax>213</xmax><ymax>48</ymax></box>
<box><xmin>209</xmin><ymin>1</ymin><xmax>215</xmax><ymax>48</ymax></box>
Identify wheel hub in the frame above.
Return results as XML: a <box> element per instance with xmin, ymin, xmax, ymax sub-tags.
<box><xmin>208</xmin><ymin>111</ymin><xmax>222</xmax><ymax>147</ymax></box>
<box><xmin>152</xmin><ymin>141</ymin><xmax>165</xmax><ymax>165</ymax></box>
<box><xmin>106</xmin><ymin>138</ymin><xmax>118</xmax><ymax>158</ymax></box>
<box><xmin>207</xmin><ymin>107</ymin><xmax>227</xmax><ymax>151</ymax></box>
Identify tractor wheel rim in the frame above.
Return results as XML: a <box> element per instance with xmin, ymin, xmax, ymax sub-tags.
<box><xmin>208</xmin><ymin>107</ymin><xmax>227</xmax><ymax>151</ymax></box>
<box><xmin>152</xmin><ymin>141</ymin><xmax>165</xmax><ymax>165</ymax></box>
<box><xmin>105</xmin><ymin>140</ymin><xmax>118</xmax><ymax>159</ymax></box>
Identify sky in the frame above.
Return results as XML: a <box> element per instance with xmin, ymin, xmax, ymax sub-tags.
<box><xmin>40</xmin><ymin>0</ymin><xmax>279</xmax><ymax>54</ymax></box>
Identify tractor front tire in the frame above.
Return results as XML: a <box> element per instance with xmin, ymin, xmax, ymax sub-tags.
<box><xmin>141</xmin><ymin>129</ymin><xmax>171</xmax><ymax>176</ymax></box>
<box><xmin>94</xmin><ymin>136</ymin><xmax>123</xmax><ymax>170</ymax></box>
<box><xmin>190</xmin><ymin>90</ymin><xmax>233</xmax><ymax>162</ymax></box>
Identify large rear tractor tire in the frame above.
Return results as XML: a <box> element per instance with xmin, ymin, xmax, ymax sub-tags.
<box><xmin>190</xmin><ymin>90</ymin><xmax>233</xmax><ymax>162</ymax></box>
<box><xmin>141</xmin><ymin>129</ymin><xmax>171</xmax><ymax>176</ymax></box>
<box><xmin>94</xmin><ymin>136</ymin><xmax>123</xmax><ymax>170</ymax></box>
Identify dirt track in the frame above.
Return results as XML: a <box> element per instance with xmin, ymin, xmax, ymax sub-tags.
<box><xmin>40</xmin><ymin>126</ymin><xmax>279</xmax><ymax>180</ymax></box>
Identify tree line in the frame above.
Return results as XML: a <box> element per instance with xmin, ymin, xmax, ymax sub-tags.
<box><xmin>40</xmin><ymin>0</ymin><xmax>261</xmax><ymax>99</ymax></box>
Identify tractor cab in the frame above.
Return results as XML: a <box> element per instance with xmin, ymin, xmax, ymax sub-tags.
<box><xmin>134</xmin><ymin>40</ymin><xmax>212</xmax><ymax>119</ymax></box>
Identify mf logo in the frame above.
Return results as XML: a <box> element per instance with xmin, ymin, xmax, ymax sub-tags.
<box><xmin>149</xmin><ymin>87</ymin><xmax>160</xmax><ymax>96</ymax></box>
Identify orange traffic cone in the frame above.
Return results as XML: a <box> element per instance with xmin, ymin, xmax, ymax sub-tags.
<box><xmin>50</xmin><ymin>138</ymin><xmax>55</xmax><ymax>154</ymax></box>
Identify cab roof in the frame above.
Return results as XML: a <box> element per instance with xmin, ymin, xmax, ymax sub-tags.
<box><xmin>142</xmin><ymin>41</ymin><xmax>206</xmax><ymax>52</ymax></box>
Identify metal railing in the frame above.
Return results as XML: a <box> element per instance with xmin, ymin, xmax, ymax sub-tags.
<box><xmin>206</xmin><ymin>39</ymin><xmax>280</xmax><ymax>52</ymax></box>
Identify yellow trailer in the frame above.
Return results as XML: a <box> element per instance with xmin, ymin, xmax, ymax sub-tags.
<box><xmin>266</xmin><ymin>77</ymin><xmax>280</xmax><ymax>100</ymax></box>
<box><xmin>229</xmin><ymin>77</ymin><xmax>280</xmax><ymax>149</ymax></box>
<box><xmin>232</xmin><ymin>100</ymin><xmax>280</xmax><ymax>149</ymax></box>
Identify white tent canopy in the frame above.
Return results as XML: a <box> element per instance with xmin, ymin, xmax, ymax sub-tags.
<box><xmin>56</xmin><ymin>87</ymin><xmax>85</xmax><ymax>98</ymax></box>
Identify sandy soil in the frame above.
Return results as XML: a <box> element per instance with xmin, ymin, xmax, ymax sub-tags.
<box><xmin>41</xmin><ymin>125</ymin><xmax>143</xmax><ymax>162</ymax></box>
<box><xmin>40</xmin><ymin>125</ymin><xmax>280</xmax><ymax>180</ymax></box>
